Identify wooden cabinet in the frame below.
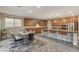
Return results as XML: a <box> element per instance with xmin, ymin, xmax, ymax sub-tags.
<box><xmin>51</xmin><ymin>16</ymin><xmax>78</xmax><ymax>30</ymax></box>
<box><xmin>39</xmin><ymin>20</ymin><xmax>47</xmax><ymax>26</ymax></box>
<box><xmin>24</xmin><ymin>18</ymin><xmax>47</xmax><ymax>26</ymax></box>
<box><xmin>24</xmin><ymin>18</ymin><xmax>47</xmax><ymax>33</ymax></box>
<box><xmin>68</xmin><ymin>16</ymin><xmax>78</xmax><ymax>23</ymax></box>
<box><xmin>24</xmin><ymin>18</ymin><xmax>36</xmax><ymax>26</ymax></box>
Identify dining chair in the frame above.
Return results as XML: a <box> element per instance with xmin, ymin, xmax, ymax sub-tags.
<box><xmin>28</xmin><ymin>33</ymin><xmax>34</xmax><ymax>42</ymax></box>
<box><xmin>9</xmin><ymin>32</ymin><xmax>24</xmax><ymax>45</ymax></box>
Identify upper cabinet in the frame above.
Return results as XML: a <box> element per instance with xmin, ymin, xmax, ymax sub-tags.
<box><xmin>51</xmin><ymin>16</ymin><xmax>78</xmax><ymax>26</ymax></box>
<box><xmin>24</xmin><ymin>18</ymin><xmax>47</xmax><ymax>27</ymax></box>
<box><xmin>51</xmin><ymin>16</ymin><xmax>78</xmax><ymax>30</ymax></box>
<box><xmin>68</xmin><ymin>16</ymin><xmax>78</xmax><ymax>23</ymax></box>
<box><xmin>24</xmin><ymin>18</ymin><xmax>36</xmax><ymax>26</ymax></box>
<box><xmin>39</xmin><ymin>20</ymin><xmax>47</xmax><ymax>26</ymax></box>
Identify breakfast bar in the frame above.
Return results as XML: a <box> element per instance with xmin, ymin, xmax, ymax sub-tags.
<box><xmin>42</xmin><ymin>29</ymin><xmax>78</xmax><ymax>46</ymax></box>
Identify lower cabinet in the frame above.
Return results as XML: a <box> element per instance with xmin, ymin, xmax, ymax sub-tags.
<box><xmin>42</xmin><ymin>32</ymin><xmax>73</xmax><ymax>42</ymax></box>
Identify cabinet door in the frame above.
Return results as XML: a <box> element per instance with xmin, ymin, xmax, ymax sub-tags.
<box><xmin>39</xmin><ymin>20</ymin><xmax>47</xmax><ymax>26</ymax></box>
<box><xmin>30</xmin><ymin>20</ymin><xmax>36</xmax><ymax>26</ymax></box>
<box><xmin>24</xmin><ymin>19</ymin><xmax>30</xmax><ymax>26</ymax></box>
<box><xmin>68</xmin><ymin>16</ymin><xmax>78</xmax><ymax>23</ymax></box>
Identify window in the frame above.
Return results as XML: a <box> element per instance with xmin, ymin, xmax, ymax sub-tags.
<box><xmin>5</xmin><ymin>18</ymin><xmax>22</xmax><ymax>28</ymax></box>
<box><xmin>15</xmin><ymin>19</ymin><xmax>22</xmax><ymax>27</ymax></box>
<box><xmin>5</xmin><ymin>18</ymin><xmax>14</xmax><ymax>27</ymax></box>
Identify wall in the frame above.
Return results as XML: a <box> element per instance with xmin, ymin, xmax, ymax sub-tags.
<box><xmin>0</xmin><ymin>13</ymin><xmax>4</xmax><ymax>31</ymax></box>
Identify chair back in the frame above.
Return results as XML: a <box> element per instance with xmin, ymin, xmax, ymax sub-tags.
<box><xmin>28</xmin><ymin>33</ymin><xmax>34</xmax><ymax>41</ymax></box>
<box><xmin>9</xmin><ymin>32</ymin><xmax>16</xmax><ymax>40</ymax></box>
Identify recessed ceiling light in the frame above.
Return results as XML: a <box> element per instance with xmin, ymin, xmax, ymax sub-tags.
<box><xmin>63</xmin><ymin>19</ymin><xmax>66</xmax><ymax>22</ymax></box>
<box><xmin>71</xmin><ymin>14</ymin><xmax>74</xmax><ymax>16</ymax></box>
<box><xmin>56</xmin><ymin>13</ymin><xmax>59</xmax><ymax>16</ymax></box>
<box><xmin>29</xmin><ymin>10</ymin><xmax>32</xmax><ymax>13</ymax></box>
<box><xmin>54</xmin><ymin>20</ymin><xmax>57</xmax><ymax>23</ymax></box>
<box><xmin>68</xmin><ymin>11</ymin><xmax>72</xmax><ymax>14</ymax></box>
<box><xmin>36</xmin><ymin>6</ymin><xmax>40</xmax><ymax>8</ymax></box>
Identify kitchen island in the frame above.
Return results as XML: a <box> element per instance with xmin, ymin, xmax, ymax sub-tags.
<box><xmin>42</xmin><ymin>29</ymin><xmax>78</xmax><ymax>46</ymax></box>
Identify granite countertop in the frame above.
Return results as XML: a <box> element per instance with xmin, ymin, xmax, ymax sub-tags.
<box><xmin>43</xmin><ymin>29</ymin><xmax>78</xmax><ymax>33</ymax></box>
<box><xmin>24</xmin><ymin>26</ymin><xmax>46</xmax><ymax>28</ymax></box>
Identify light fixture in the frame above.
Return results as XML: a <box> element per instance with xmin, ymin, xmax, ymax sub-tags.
<box><xmin>29</xmin><ymin>10</ymin><xmax>32</xmax><ymax>13</ymax></box>
<box><xmin>68</xmin><ymin>11</ymin><xmax>72</xmax><ymax>14</ymax></box>
<box><xmin>54</xmin><ymin>20</ymin><xmax>57</xmax><ymax>23</ymax></box>
<box><xmin>36</xmin><ymin>6</ymin><xmax>40</xmax><ymax>8</ymax></box>
<box><xmin>71</xmin><ymin>14</ymin><xmax>74</xmax><ymax>16</ymax></box>
<box><xmin>63</xmin><ymin>19</ymin><xmax>66</xmax><ymax>22</ymax></box>
<box><xmin>36</xmin><ymin>23</ymin><xmax>40</xmax><ymax>27</ymax></box>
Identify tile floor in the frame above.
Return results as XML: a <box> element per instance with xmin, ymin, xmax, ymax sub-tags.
<box><xmin>0</xmin><ymin>35</ymin><xmax>79</xmax><ymax>52</ymax></box>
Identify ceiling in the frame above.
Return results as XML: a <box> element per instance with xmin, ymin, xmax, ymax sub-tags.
<box><xmin>0</xmin><ymin>6</ymin><xmax>79</xmax><ymax>19</ymax></box>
